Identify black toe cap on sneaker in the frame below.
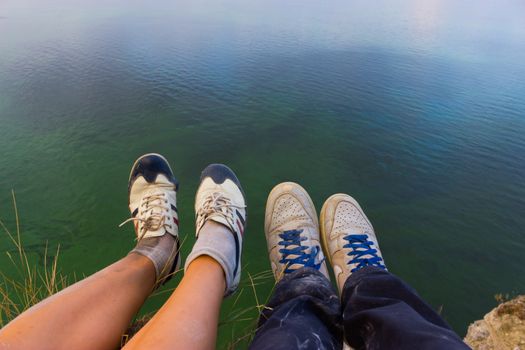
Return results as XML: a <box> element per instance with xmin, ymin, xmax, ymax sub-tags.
<box><xmin>128</xmin><ymin>153</ymin><xmax>179</xmax><ymax>192</ymax></box>
<box><xmin>200</xmin><ymin>163</ymin><xmax>245</xmax><ymax>196</ymax></box>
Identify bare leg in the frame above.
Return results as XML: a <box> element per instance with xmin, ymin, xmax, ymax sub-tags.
<box><xmin>123</xmin><ymin>255</ymin><xmax>225</xmax><ymax>350</ymax></box>
<box><xmin>0</xmin><ymin>154</ymin><xmax>184</xmax><ymax>350</ymax></box>
<box><xmin>0</xmin><ymin>253</ymin><xmax>155</xmax><ymax>350</ymax></box>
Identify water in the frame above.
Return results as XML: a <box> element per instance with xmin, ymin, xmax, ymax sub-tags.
<box><xmin>1</xmin><ymin>0</ymin><xmax>524</xmax><ymax>346</ymax></box>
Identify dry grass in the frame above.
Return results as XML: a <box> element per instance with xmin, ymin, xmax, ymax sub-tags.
<box><xmin>0</xmin><ymin>190</ymin><xmax>69</xmax><ymax>327</ymax></box>
<box><xmin>220</xmin><ymin>269</ymin><xmax>275</xmax><ymax>349</ymax></box>
<box><xmin>1</xmin><ymin>190</ymin><xmax>273</xmax><ymax>349</ymax></box>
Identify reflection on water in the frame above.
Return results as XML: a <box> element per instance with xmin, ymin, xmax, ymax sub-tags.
<box><xmin>0</xmin><ymin>0</ymin><xmax>524</xmax><ymax>344</ymax></box>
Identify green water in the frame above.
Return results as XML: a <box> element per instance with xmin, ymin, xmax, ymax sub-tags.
<box><xmin>1</xmin><ymin>0</ymin><xmax>524</xmax><ymax>347</ymax></box>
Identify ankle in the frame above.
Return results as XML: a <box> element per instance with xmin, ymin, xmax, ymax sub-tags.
<box><xmin>130</xmin><ymin>234</ymin><xmax>179</xmax><ymax>285</ymax></box>
<box><xmin>185</xmin><ymin>219</ymin><xmax>237</xmax><ymax>296</ymax></box>
<box><xmin>186</xmin><ymin>256</ymin><xmax>226</xmax><ymax>289</ymax></box>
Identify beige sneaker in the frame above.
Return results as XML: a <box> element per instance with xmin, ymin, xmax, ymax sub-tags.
<box><xmin>264</xmin><ymin>182</ymin><xmax>329</xmax><ymax>281</ymax></box>
<box><xmin>320</xmin><ymin>194</ymin><xmax>386</xmax><ymax>293</ymax></box>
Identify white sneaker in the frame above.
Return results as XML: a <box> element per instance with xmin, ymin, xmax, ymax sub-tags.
<box><xmin>186</xmin><ymin>164</ymin><xmax>247</xmax><ymax>296</ymax></box>
<box><xmin>320</xmin><ymin>194</ymin><xmax>386</xmax><ymax>293</ymax></box>
<box><xmin>264</xmin><ymin>182</ymin><xmax>329</xmax><ymax>281</ymax></box>
<box><xmin>121</xmin><ymin>153</ymin><xmax>181</xmax><ymax>285</ymax></box>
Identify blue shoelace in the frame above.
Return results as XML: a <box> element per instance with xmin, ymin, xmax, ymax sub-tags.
<box><xmin>343</xmin><ymin>234</ymin><xmax>386</xmax><ymax>272</ymax></box>
<box><xmin>278</xmin><ymin>229</ymin><xmax>323</xmax><ymax>274</ymax></box>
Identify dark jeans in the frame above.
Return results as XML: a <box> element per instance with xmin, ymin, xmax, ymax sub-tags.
<box><xmin>249</xmin><ymin>267</ymin><xmax>470</xmax><ymax>350</ymax></box>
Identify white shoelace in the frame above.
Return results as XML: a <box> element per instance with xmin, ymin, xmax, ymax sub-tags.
<box><xmin>120</xmin><ymin>192</ymin><xmax>173</xmax><ymax>240</ymax></box>
<box><xmin>197</xmin><ymin>192</ymin><xmax>245</xmax><ymax>229</ymax></box>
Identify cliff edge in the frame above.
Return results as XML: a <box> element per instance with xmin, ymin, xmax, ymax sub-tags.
<box><xmin>464</xmin><ymin>295</ymin><xmax>525</xmax><ymax>350</ymax></box>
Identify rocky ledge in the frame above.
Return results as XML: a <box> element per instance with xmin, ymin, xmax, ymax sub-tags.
<box><xmin>464</xmin><ymin>295</ymin><xmax>525</xmax><ymax>350</ymax></box>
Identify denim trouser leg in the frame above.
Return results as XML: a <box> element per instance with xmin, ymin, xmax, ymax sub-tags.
<box><xmin>341</xmin><ymin>267</ymin><xmax>470</xmax><ymax>350</ymax></box>
<box><xmin>250</xmin><ymin>266</ymin><xmax>470</xmax><ymax>350</ymax></box>
<box><xmin>249</xmin><ymin>268</ymin><xmax>343</xmax><ymax>350</ymax></box>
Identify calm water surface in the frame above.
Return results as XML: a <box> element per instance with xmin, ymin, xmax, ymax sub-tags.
<box><xmin>1</xmin><ymin>0</ymin><xmax>524</xmax><ymax>346</ymax></box>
